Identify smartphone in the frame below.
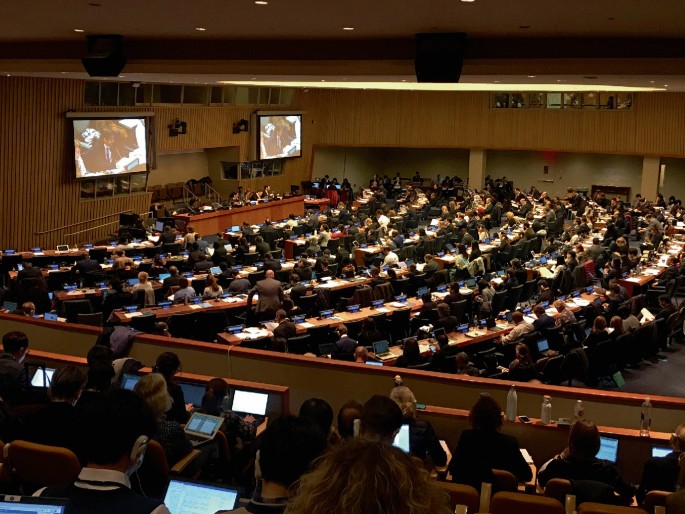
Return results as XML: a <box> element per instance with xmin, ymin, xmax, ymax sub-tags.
<box><xmin>518</xmin><ymin>415</ymin><xmax>532</xmax><ymax>424</ymax></box>
<box><xmin>416</xmin><ymin>403</ymin><xmax>426</xmax><ymax>410</ymax></box>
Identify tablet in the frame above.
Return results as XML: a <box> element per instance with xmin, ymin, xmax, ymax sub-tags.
<box><xmin>164</xmin><ymin>478</ymin><xmax>239</xmax><ymax>514</ymax></box>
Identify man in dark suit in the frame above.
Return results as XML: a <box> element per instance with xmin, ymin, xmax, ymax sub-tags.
<box><xmin>248</xmin><ymin>270</ymin><xmax>284</xmax><ymax>315</ymax></box>
<box><xmin>161</xmin><ymin>266</ymin><xmax>181</xmax><ymax>296</ymax></box>
<box><xmin>71</xmin><ymin>256</ymin><xmax>102</xmax><ymax>276</ymax></box>
<box><xmin>333</xmin><ymin>326</ymin><xmax>358</xmax><ymax>355</ymax></box>
<box><xmin>211</xmin><ymin>240</ymin><xmax>229</xmax><ymax>265</ymax></box>
<box><xmin>637</xmin><ymin>425</ymin><xmax>684</xmax><ymax>502</ymax></box>
<box><xmin>429</xmin><ymin>333</ymin><xmax>457</xmax><ymax>373</ymax></box>
<box><xmin>272</xmin><ymin>309</ymin><xmax>297</xmax><ymax>339</ymax></box>
<box><xmin>157</xmin><ymin>225</ymin><xmax>177</xmax><ymax>245</ymax></box>
<box><xmin>16</xmin><ymin>263</ymin><xmax>43</xmax><ymax>282</ymax></box>
<box><xmin>193</xmin><ymin>255</ymin><xmax>213</xmax><ymax>273</ymax></box>
<box><xmin>0</xmin><ymin>331</ymin><xmax>31</xmax><ymax>406</ymax></box>
<box><xmin>532</xmin><ymin>304</ymin><xmax>556</xmax><ymax>332</ymax></box>
<box><xmin>255</xmin><ymin>236</ymin><xmax>271</xmax><ymax>257</ymax></box>
<box><xmin>262</xmin><ymin>253</ymin><xmax>282</xmax><ymax>272</ymax></box>
<box><xmin>287</xmin><ymin>274</ymin><xmax>309</xmax><ymax>303</ymax></box>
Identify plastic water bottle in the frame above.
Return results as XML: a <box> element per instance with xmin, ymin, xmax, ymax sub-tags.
<box><xmin>640</xmin><ymin>398</ymin><xmax>652</xmax><ymax>437</ymax></box>
<box><xmin>506</xmin><ymin>385</ymin><xmax>517</xmax><ymax>422</ymax></box>
<box><xmin>541</xmin><ymin>395</ymin><xmax>552</xmax><ymax>425</ymax></box>
<box><xmin>573</xmin><ymin>400</ymin><xmax>585</xmax><ymax>421</ymax></box>
<box><xmin>220</xmin><ymin>394</ymin><xmax>231</xmax><ymax>415</ymax></box>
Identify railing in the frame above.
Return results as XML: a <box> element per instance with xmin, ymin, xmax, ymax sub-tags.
<box><xmin>34</xmin><ymin>210</ymin><xmax>150</xmax><ymax>245</ymax></box>
<box><xmin>203</xmin><ymin>183</ymin><xmax>224</xmax><ymax>206</ymax></box>
<box><xmin>182</xmin><ymin>186</ymin><xmax>199</xmax><ymax>214</ymax></box>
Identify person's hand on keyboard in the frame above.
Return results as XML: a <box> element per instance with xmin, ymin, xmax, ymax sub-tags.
<box><xmin>244</xmin><ymin>415</ymin><xmax>256</xmax><ymax>424</ymax></box>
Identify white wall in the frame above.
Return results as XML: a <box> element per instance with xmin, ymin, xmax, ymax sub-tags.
<box><xmin>149</xmin><ymin>149</ymin><xmax>209</xmax><ymax>186</ymax></box>
<box><xmin>660</xmin><ymin>157</ymin><xmax>685</xmax><ymax>202</ymax></box>
<box><xmin>312</xmin><ymin>147</ymin><xmax>469</xmax><ymax>188</ymax></box>
<box><xmin>486</xmin><ymin>150</ymin><xmax>643</xmax><ymax>198</ymax></box>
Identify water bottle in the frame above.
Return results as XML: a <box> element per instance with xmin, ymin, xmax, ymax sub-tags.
<box><xmin>220</xmin><ymin>393</ymin><xmax>231</xmax><ymax>415</ymax></box>
<box><xmin>640</xmin><ymin>398</ymin><xmax>652</xmax><ymax>437</ymax></box>
<box><xmin>573</xmin><ymin>400</ymin><xmax>585</xmax><ymax>421</ymax></box>
<box><xmin>541</xmin><ymin>395</ymin><xmax>552</xmax><ymax>425</ymax></box>
<box><xmin>506</xmin><ymin>385</ymin><xmax>517</xmax><ymax>422</ymax></box>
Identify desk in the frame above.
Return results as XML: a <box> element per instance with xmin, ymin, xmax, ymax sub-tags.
<box><xmin>111</xmin><ymin>296</ymin><xmax>249</xmax><ymax>323</ymax></box>
<box><xmin>304</xmin><ymin>198</ymin><xmax>330</xmax><ymax>209</ymax></box>
<box><xmin>354</xmin><ymin>245</ymin><xmax>382</xmax><ymax>266</ymax></box>
<box><xmin>174</xmin><ymin>196</ymin><xmax>305</xmax><ymax>235</ymax></box>
<box><xmin>619</xmin><ymin>272</ymin><xmax>658</xmax><ymax>297</ymax></box>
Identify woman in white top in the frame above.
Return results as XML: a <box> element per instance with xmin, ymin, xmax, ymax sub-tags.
<box><xmin>131</xmin><ymin>271</ymin><xmax>155</xmax><ymax>306</ymax></box>
<box><xmin>318</xmin><ymin>224</ymin><xmax>331</xmax><ymax>248</ymax></box>
<box><xmin>203</xmin><ymin>275</ymin><xmax>223</xmax><ymax>299</ymax></box>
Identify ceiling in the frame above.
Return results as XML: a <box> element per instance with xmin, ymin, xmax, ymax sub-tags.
<box><xmin>2</xmin><ymin>0</ymin><xmax>685</xmax><ymax>90</ymax></box>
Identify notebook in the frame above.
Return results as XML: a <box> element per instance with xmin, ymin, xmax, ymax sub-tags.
<box><xmin>164</xmin><ymin>478</ymin><xmax>239</xmax><ymax>514</ymax></box>
<box><xmin>0</xmin><ymin>496</ymin><xmax>68</xmax><ymax>513</ymax></box>
<box><xmin>392</xmin><ymin>424</ymin><xmax>411</xmax><ymax>453</ymax></box>
<box><xmin>184</xmin><ymin>412</ymin><xmax>224</xmax><ymax>446</ymax></box>
<box><xmin>597</xmin><ymin>436</ymin><xmax>619</xmax><ymax>463</ymax></box>
<box><xmin>231</xmin><ymin>390</ymin><xmax>269</xmax><ymax>426</ymax></box>
<box><xmin>372</xmin><ymin>340</ymin><xmax>394</xmax><ymax>361</ymax></box>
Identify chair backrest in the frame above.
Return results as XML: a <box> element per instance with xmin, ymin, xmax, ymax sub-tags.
<box><xmin>248</xmin><ymin>270</ymin><xmax>266</xmax><ymax>286</ymax></box>
<box><xmin>578</xmin><ymin>503</ymin><xmax>648</xmax><ymax>514</ymax></box>
<box><xmin>643</xmin><ymin>490</ymin><xmax>670</xmax><ymax>513</ymax></box>
<box><xmin>373</xmin><ymin>282</ymin><xmax>395</xmax><ymax>301</ymax></box>
<box><xmin>130</xmin><ymin>312</ymin><xmax>158</xmax><ymax>333</ymax></box>
<box><xmin>544</xmin><ymin>478</ymin><xmax>573</xmax><ymax>504</ymax></box>
<box><xmin>504</xmin><ymin>284</ymin><xmax>523</xmax><ymax>311</ymax></box>
<box><xmin>77</xmin><ymin>312</ymin><xmax>103</xmax><ymax>327</ymax></box>
<box><xmin>287</xmin><ymin>334</ymin><xmax>312</xmax><ymax>354</ymax></box>
<box><xmin>135</xmin><ymin>439</ymin><xmax>170</xmax><ymax>500</ymax></box>
<box><xmin>62</xmin><ymin>299</ymin><xmax>93</xmax><ymax>322</ymax></box>
<box><xmin>491</xmin><ymin>491</ymin><xmax>564</xmax><ymax>514</ymax></box>
<box><xmin>6</xmin><ymin>440</ymin><xmax>81</xmax><ymax>489</ymax></box>
<box><xmin>491</xmin><ymin>290</ymin><xmax>507</xmax><ymax>314</ymax></box>
<box><xmin>492</xmin><ymin>468</ymin><xmax>518</xmax><ymax>492</ymax></box>
<box><xmin>437</xmin><ymin>482</ymin><xmax>480</xmax><ymax>513</ymax></box>
<box><xmin>450</xmin><ymin>300</ymin><xmax>468</xmax><ymax>323</ymax></box>
<box><xmin>349</xmin><ymin>285</ymin><xmax>373</xmax><ymax>308</ymax></box>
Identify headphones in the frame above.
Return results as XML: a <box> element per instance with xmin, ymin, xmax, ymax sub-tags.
<box><xmin>129</xmin><ymin>435</ymin><xmax>149</xmax><ymax>474</ymax></box>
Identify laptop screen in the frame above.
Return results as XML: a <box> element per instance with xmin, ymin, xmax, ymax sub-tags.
<box><xmin>652</xmin><ymin>446</ymin><xmax>671</xmax><ymax>458</ymax></box>
<box><xmin>185</xmin><ymin>412</ymin><xmax>223</xmax><ymax>438</ymax></box>
<box><xmin>121</xmin><ymin>373</ymin><xmax>141</xmax><ymax>391</ymax></box>
<box><xmin>537</xmin><ymin>339</ymin><xmax>549</xmax><ymax>352</ymax></box>
<box><xmin>373</xmin><ymin>340</ymin><xmax>390</xmax><ymax>354</ymax></box>
<box><xmin>231</xmin><ymin>390</ymin><xmax>269</xmax><ymax>416</ymax></box>
<box><xmin>209</xmin><ymin>266</ymin><xmax>221</xmax><ymax>275</ymax></box>
<box><xmin>30</xmin><ymin>368</ymin><xmax>56</xmax><ymax>388</ymax></box>
<box><xmin>392</xmin><ymin>424</ymin><xmax>411</xmax><ymax>453</ymax></box>
<box><xmin>179</xmin><ymin>382</ymin><xmax>206</xmax><ymax>408</ymax></box>
<box><xmin>0</xmin><ymin>496</ymin><xmax>68</xmax><ymax>513</ymax></box>
<box><xmin>165</xmin><ymin>479</ymin><xmax>239</xmax><ymax>514</ymax></box>
<box><xmin>597</xmin><ymin>436</ymin><xmax>619</xmax><ymax>463</ymax></box>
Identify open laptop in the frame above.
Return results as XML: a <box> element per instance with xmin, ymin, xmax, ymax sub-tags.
<box><xmin>392</xmin><ymin>424</ymin><xmax>411</xmax><ymax>453</ymax></box>
<box><xmin>121</xmin><ymin>372</ymin><xmax>142</xmax><ymax>391</ymax></box>
<box><xmin>0</xmin><ymin>496</ymin><xmax>68</xmax><ymax>513</ymax></box>
<box><xmin>597</xmin><ymin>436</ymin><xmax>619</xmax><ymax>463</ymax></box>
<box><xmin>164</xmin><ymin>478</ymin><xmax>239</xmax><ymax>514</ymax></box>
<box><xmin>184</xmin><ymin>412</ymin><xmax>224</xmax><ymax>447</ymax></box>
<box><xmin>231</xmin><ymin>390</ymin><xmax>269</xmax><ymax>426</ymax></box>
<box><xmin>372</xmin><ymin>340</ymin><xmax>394</xmax><ymax>361</ymax></box>
<box><xmin>30</xmin><ymin>367</ymin><xmax>56</xmax><ymax>388</ymax></box>
<box><xmin>652</xmin><ymin>446</ymin><xmax>672</xmax><ymax>458</ymax></box>
<box><xmin>536</xmin><ymin>339</ymin><xmax>555</xmax><ymax>357</ymax></box>
<box><xmin>178</xmin><ymin>381</ymin><xmax>207</xmax><ymax>408</ymax></box>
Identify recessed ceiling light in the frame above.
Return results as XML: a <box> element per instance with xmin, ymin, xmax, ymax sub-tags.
<box><xmin>255</xmin><ymin>1</ymin><xmax>268</xmax><ymax>4</ymax></box>
<box><xmin>74</xmin><ymin>28</ymin><xmax>84</xmax><ymax>33</ymax></box>
<box><xmin>342</xmin><ymin>27</ymin><xmax>355</xmax><ymax>31</ymax></box>
<box><xmin>664</xmin><ymin>84</ymin><xmax>669</xmax><ymax>87</ymax></box>
<box><xmin>650</xmin><ymin>80</ymin><xmax>655</xmax><ymax>83</ymax></box>
<box><xmin>493</xmin><ymin>80</ymin><xmax>500</xmax><ymax>83</ymax></box>
<box><xmin>461</xmin><ymin>0</ymin><xmax>475</xmax><ymax>3</ymax></box>
<box><xmin>527</xmin><ymin>75</ymin><xmax>536</xmax><ymax>78</ymax></box>
<box><xmin>195</xmin><ymin>27</ymin><xmax>206</xmax><ymax>31</ymax></box>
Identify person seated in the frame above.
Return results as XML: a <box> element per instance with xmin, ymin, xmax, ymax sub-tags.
<box><xmin>638</xmin><ymin>423</ymin><xmax>685</xmax><ymax>503</ymax></box>
<box><xmin>442</xmin><ymin>282</ymin><xmax>463</xmax><ymax>305</ymax></box>
<box><xmin>538</xmin><ymin>419</ymin><xmax>636</xmax><ymax>504</ymax></box>
<box><xmin>532</xmin><ymin>304</ymin><xmax>556</xmax><ymax>332</ymax></box>
<box><xmin>172</xmin><ymin>277</ymin><xmax>196</xmax><ymax>302</ymax></box>
<box><xmin>435</xmin><ymin>302</ymin><xmax>458</xmax><ymax>333</ymax></box>
<box><xmin>262</xmin><ymin>252</ymin><xmax>282</xmax><ymax>272</ymax></box>
<box><xmin>203</xmin><ymin>275</ymin><xmax>223</xmax><ymax>299</ymax></box>
<box><xmin>508</xmin><ymin>343</ymin><xmax>538</xmax><ymax>382</ymax></box>
<box><xmin>133</xmin><ymin>373</ymin><xmax>192</xmax><ymax>467</ymax></box>
<box><xmin>455</xmin><ymin>352</ymin><xmax>479</xmax><ymax>376</ymax></box>
<box><xmin>22</xmin><ymin>365</ymin><xmax>86</xmax><ymax>455</ymax></box>
<box><xmin>499</xmin><ymin>311</ymin><xmax>533</xmax><ymax>345</ymax></box>
<box><xmin>131</xmin><ymin>271</ymin><xmax>155</xmax><ymax>306</ymax></box>
<box><xmin>360</xmin><ymin>395</ymin><xmax>403</xmax><ymax>444</ymax></box>
<box><xmin>395</xmin><ymin>338</ymin><xmax>427</xmax><ymax>368</ymax></box>
<box><xmin>36</xmin><ymin>389</ymin><xmax>169</xmax><ymax>514</ymax></box>
<box><xmin>582</xmin><ymin>316</ymin><xmax>610</xmax><ymax>352</ymax></box>
<box><xmin>18</xmin><ymin>301</ymin><xmax>36</xmax><ymax>317</ymax></box>
<box><xmin>354</xmin><ymin>346</ymin><xmax>369</xmax><ymax>363</ymax></box>
<box><xmin>254</xmin><ymin>236</ymin><xmax>270</xmax><ymax>257</ymax></box>
<box><xmin>332</xmin><ymin>326</ymin><xmax>357</xmax><ymax>355</ymax></box>
<box><xmin>0</xmin><ymin>331</ymin><xmax>31</xmax><ymax>405</ymax></box>
<box><xmin>656</xmin><ymin>294</ymin><xmax>677</xmax><ymax>320</ymax></box>
<box><xmin>193</xmin><ymin>255</ymin><xmax>213</xmax><ymax>273</ymax></box>
<box><xmin>423</xmin><ymin>254</ymin><xmax>440</xmax><ymax>274</ymax></box>
<box><xmin>537</xmin><ymin>280</ymin><xmax>553</xmax><ymax>303</ymax></box>
<box><xmin>299</xmin><ymin>397</ymin><xmax>336</xmax><ymax>444</ymax></box>
<box><xmin>227</xmin><ymin>270</ymin><xmax>251</xmax><ymax>293</ymax></box>
<box><xmin>389</xmin><ymin>385</ymin><xmax>446</xmax><ymax>466</ymax></box>
<box><xmin>273</xmin><ymin>309</ymin><xmax>297</xmax><ymax>339</ymax></box>
<box><xmin>448</xmin><ymin>394</ymin><xmax>532</xmax><ymax>489</ymax></box>
<box><xmin>554</xmin><ymin>299</ymin><xmax>576</xmax><ymax>326</ymax></box>
<box><xmin>429</xmin><ymin>334</ymin><xmax>457</xmax><ymax>373</ymax></box>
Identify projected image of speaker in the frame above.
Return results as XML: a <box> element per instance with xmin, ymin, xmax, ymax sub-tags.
<box><xmin>415</xmin><ymin>33</ymin><xmax>467</xmax><ymax>83</ymax></box>
<box><xmin>81</xmin><ymin>35</ymin><xmax>126</xmax><ymax>77</ymax></box>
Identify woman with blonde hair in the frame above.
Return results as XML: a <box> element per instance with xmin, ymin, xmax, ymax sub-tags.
<box><xmin>389</xmin><ymin>385</ymin><xmax>446</xmax><ymax>467</ymax></box>
<box><xmin>284</xmin><ymin>439</ymin><xmax>452</xmax><ymax>514</ymax></box>
<box><xmin>133</xmin><ymin>373</ymin><xmax>192</xmax><ymax>467</ymax></box>
<box><xmin>203</xmin><ymin>275</ymin><xmax>222</xmax><ymax>299</ymax></box>
<box><xmin>130</xmin><ymin>271</ymin><xmax>155</xmax><ymax>306</ymax></box>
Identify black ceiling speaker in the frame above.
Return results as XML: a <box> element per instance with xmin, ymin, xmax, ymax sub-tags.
<box><xmin>415</xmin><ymin>32</ymin><xmax>467</xmax><ymax>83</ymax></box>
<box><xmin>81</xmin><ymin>35</ymin><xmax>126</xmax><ymax>77</ymax></box>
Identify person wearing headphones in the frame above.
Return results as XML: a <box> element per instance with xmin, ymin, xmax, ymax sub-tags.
<box><xmin>37</xmin><ymin>389</ymin><xmax>169</xmax><ymax>513</ymax></box>
<box><xmin>638</xmin><ymin>424</ymin><xmax>685</xmax><ymax>503</ymax></box>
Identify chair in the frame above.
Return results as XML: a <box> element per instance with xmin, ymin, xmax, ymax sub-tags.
<box><xmin>77</xmin><ymin>312</ymin><xmax>103</xmax><ymax>327</ymax></box>
<box><xmin>243</xmin><ymin>253</ymin><xmax>259</xmax><ymax>266</ymax></box>
<box><xmin>62</xmin><ymin>299</ymin><xmax>93</xmax><ymax>323</ymax></box>
<box><xmin>287</xmin><ymin>334</ymin><xmax>312</xmax><ymax>354</ymax></box>
<box><xmin>544</xmin><ymin>478</ymin><xmax>572</xmax><ymax>505</ymax></box>
<box><xmin>373</xmin><ymin>282</ymin><xmax>395</xmax><ymax>301</ymax></box>
<box><xmin>130</xmin><ymin>312</ymin><xmax>158</xmax><ymax>333</ymax></box>
<box><xmin>389</xmin><ymin>308</ymin><xmax>412</xmax><ymax>342</ymax></box>
<box><xmin>490</xmin><ymin>491</ymin><xmax>564</xmax><ymax>514</ymax></box>
<box><xmin>492</xmin><ymin>468</ymin><xmax>518</xmax><ymax>492</ymax></box>
<box><xmin>163</xmin><ymin>243</ymin><xmax>181</xmax><ymax>255</ymax></box>
<box><xmin>240</xmin><ymin>336</ymin><xmax>272</xmax><ymax>350</ymax></box>
<box><xmin>88</xmin><ymin>247</ymin><xmax>108</xmax><ymax>262</ymax></box>
<box><xmin>191</xmin><ymin>278</ymin><xmax>206</xmax><ymax>296</ymax></box>
<box><xmin>449</xmin><ymin>300</ymin><xmax>469</xmax><ymax>323</ymax></box>
<box><xmin>307</xmin><ymin>326</ymin><xmax>336</xmax><ymax>347</ymax></box>
<box><xmin>578</xmin><ymin>503</ymin><xmax>648</xmax><ymax>514</ymax></box>
<box><xmin>248</xmin><ymin>270</ymin><xmax>266</xmax><ymax>286</ymax></box>
<box><xmin>519</xmin><ymin>280</ymin><xmax>537</xmax><ymax>306</ymax></box>
<box><xmin>491</xmin><ymin>290</ymin><xmax>507</xmax><ymax>315</ymax></box>
<box><xmin>438</xmin><ymin>482</ymin><xmax>480</xmax><ymax>512</ymax></box>
<box><xmin>5</xmin><ymin>440</ymin><xmax>81</xmax><ymax>492</ymax></box>
<box><xmin>343</xmin><ymin>319</ymin><xmax>364</xmax><ymax>340</ymax></box>
<box><xmin>504</xmin><ymin>284</ymin><xmax>523</xmax><ymax>312</ymax></box>
<box><xmin>135</xmin><ymin>439</ymin><xmax>200</xmax><ymax>500</ymax></box>
<box><xmin>46</xmin><ymin>270</ymin><xmax>71</xmax><ymax>292</ymax></box>
<box><xmin>167</xmin><ymin>312</ymin><xmax>198</xmax><ymax>339</ymax></box>
<box><xmin>642</xmin><ymin>490</ymin><xmax>670</xmax><ymax>513</ymax></box>
<box><xmin>344</xmin><ymin>285</ymin><xmax>373</xmax><ymax>309</ymax></box>
<box><xmin>294</xmin><ymin>294</ymin><xmax>318</xmax><ymax>316</ymax></box>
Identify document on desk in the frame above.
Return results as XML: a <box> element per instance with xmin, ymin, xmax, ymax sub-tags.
<box><xmin>125</xmin><ymin>312</ymin><xmax>144</xmax><ymax>318</ymax></box>
<box><xmin>297</xmin><ymin>322</ymin><xmax>315</xmax><ymax>328</ymax></box>
<box><xmin>625</xmin><ymin>277</ymin><xmax>643</xmax><ymax>283</ymax></box>
<box><xmin>188</xmin><ymin>304</ymin><xmax>203</xmax><ymax>310</ymax></box>
<box><xmin>375</xmin><ymin>307</ymin><xmax>390</xmax><ymax>313</ymax></box>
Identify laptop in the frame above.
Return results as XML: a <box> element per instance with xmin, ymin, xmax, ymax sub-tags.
<box><xmin>0</xmin><ymin>496</ymin><xmax>68</xmax><ymax>513</ymax></box>
<box><xmin>652</xmin><ymin>446</ymin><xmax>671</xmax><ymax>458</ymax></box>
<box><xmin>56</xmin><ymin>244</ymin><xmax>70</xmax><ymax>253</ymax></box>
<box><xmin>392</xmin><ymin>424</ymin><xmax>411</xmax><ymax>453</ymax></box>
<box><xmin>164</xmin><ymin>478</ymin><xmax>239</xmax><ymax>514</ymax></box>
<box><xmin>2</xmin><ymin>301</ymin><xmax>17</xmax><ymax>313</ymax></box>
<box><xmin>536</xmin><ymin>339</ymin><xmax>554</xmax><ymax>357</ymax></box>
<box><xmin>597</xmin><ymin>436</ymin><xmax>619</xmax><ymax>463</ymax></box>
<box><xmin>184</xmin><ymin>412</ymin><xmax>224</xmax><ymax>446</ymax></box>
<box><xmin>30</xmin><ymin>367</ymin><xmax>56</xmax><ymax>388</ymax></box>
<box><xmin>231</xmin><ymin>390</ymin><xmax>269</xmax><ymax>426</ymax></box>
<box><xmin>372</xmin><ymin>340</ymin><xmax>394</xmax><ymax>361</ymax></box>
<box><xmin>121</xmin><ymin>373</ymin><xmax>142</xmax><ymax>391</ymax></box>
<box><xmin>209</xmin><ymin>266</ymin><xmax>221</xmax><ymax>275</ymax></box>
<box><xmin>178</xmin><ymin>382</ymin><xmax>207</xmax><ymax>408</ymax></box>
